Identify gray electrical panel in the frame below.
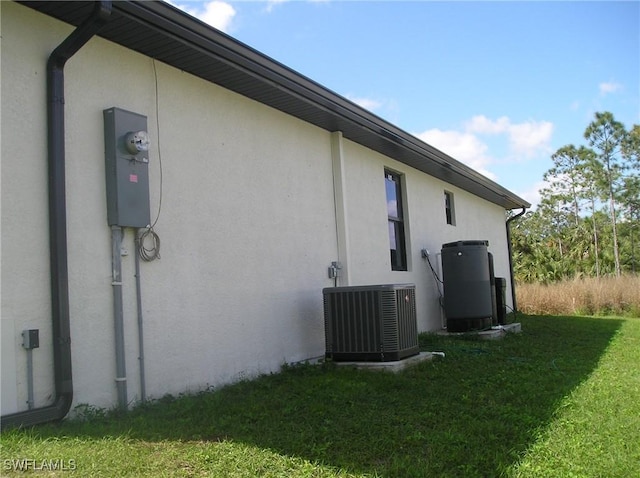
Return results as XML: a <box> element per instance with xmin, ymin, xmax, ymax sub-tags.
<box><xmin>104</xmin><ymin>107</ymin><xmax>151</xmax><ymax>227</ymax></box>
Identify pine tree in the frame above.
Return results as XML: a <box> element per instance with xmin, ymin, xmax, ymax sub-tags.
<box><xmin>584</xmin><ymin>112</ymin><xmax>627</xmax><ymax>277</ymax></box>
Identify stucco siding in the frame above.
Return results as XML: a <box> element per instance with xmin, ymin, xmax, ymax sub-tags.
<box><xmin>2</xmin><ymin>2</ymin><xmax>515</xmax><ymax>416</ymax></box>
<box><xmin>2</xmin><ymin>2</ymin><xmax>337</xmax><ymax>413</ymax></box>
<box><xmin>338</xmin><ymin>138</ymin><xmax>513</xmax><ymax>331</ymax></box>
<box><xmin>2</xmin><ymin>2</ymin><xmax>64</xmax><ymax>414</ymax></box>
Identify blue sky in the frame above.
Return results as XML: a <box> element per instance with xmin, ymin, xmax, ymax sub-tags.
<box><xmin>169</xmin><ymin>0</ymin><xmax>639</xmax><ymax>208</ymax></box>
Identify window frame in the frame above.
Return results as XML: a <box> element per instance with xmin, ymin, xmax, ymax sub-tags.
<box><xmin>385</xmin><ymin>170</ymin><xmax>407</xmax><ymax>271</ymax></box>
<box><xmin>444</xmin><ymin>190</ymin><xmax>456</xmax><ymax>226</ymax></box>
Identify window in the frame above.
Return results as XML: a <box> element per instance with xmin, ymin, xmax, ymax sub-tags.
<box><xmin>385</xmin><ymin>170</ymin><xmax>407</xmax><ymax>271</ymax></box>
<box><xmin>444</xmin><ymin>191</ymin><xmax>456</xmax><ymax>226</ymax></box>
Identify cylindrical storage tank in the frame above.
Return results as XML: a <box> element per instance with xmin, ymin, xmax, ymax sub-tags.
<box><xmin>489</xmin><ymin>252</ymin><xmax>497</xmax><ymax>325</ymax></box>
<box><xmin>441</xmin><ymin>240</ymin><xmax>493</xmax><ymax>332</ymax></box>
<box><xmin>495</xmin><ymin>277</ymin><xmax>508</xmax><ymax>325</ymax></box>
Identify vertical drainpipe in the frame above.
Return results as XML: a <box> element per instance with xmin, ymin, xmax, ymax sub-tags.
<box><xmin>0</xmin><ymin>1</ymin><xmax>112</xmax><ymax>429</ymax></box>
<box><xmin>506</xmin><ymin>207</ymin><xmax>527</xmax><ymax>315</ymax></box>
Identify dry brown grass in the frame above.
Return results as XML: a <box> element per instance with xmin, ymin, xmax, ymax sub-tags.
<box><xmin>516</xmin><ymin>275</ymin><xmax>640</xmax><ymax>317</ymax></box>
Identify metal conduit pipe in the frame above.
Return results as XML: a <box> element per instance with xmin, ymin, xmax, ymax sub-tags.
<box><xmin>134</xmin><ymin>231</ymin><xmax>147</xmax><ymax>403</ymax></box>
<box><xmin>111</xmin><ymin>226</ymin><xmax>127</xmax><ymax>409</ymax></box>
<box><xmin>506</xmin><ymin>207</ymin><xmax>527</xmax><ymax>315</ymax></box>
<box><xmin>1</xmin><ymin>1</ymin><xmax>112</xmax><ymax>429</ymax></box>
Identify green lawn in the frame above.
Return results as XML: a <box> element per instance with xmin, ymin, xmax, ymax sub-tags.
<box><xmin>2</xmin><ymin>315</ymin><xmax>639</xmax><ymax>477</ymax></box>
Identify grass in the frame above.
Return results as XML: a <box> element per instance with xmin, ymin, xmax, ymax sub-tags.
<box><xmin>2</xmin><ymin>315</ymin><xmax>639</xmax><ymax>477</ymax></box>
<box><xmin>517</xmin><ymin>275</ymin><xmax>640</xmax><ymax>317</ymax></box>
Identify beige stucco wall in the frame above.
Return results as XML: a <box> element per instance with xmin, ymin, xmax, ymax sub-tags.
<box><xmin>339</xmin><ymin>139</ymin><xmax>513</xmax><ymax>332</ymax></box>
<box><xmin>2</xmin><ymin>2</ymin><xmax>337</xmax><ymax>414</ymax></box>
<box><xmin>2</xmin><ymin>2</ymin><xmax>514</xmax><ymax>416</ymax></box>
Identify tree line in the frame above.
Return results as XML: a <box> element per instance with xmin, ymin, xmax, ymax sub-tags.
<box><xmin>510</xmin><ymin>112</ymin><xmax>639</xmax><ymax>283</ymax></box>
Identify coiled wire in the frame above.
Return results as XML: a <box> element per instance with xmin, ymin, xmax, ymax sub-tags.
<box><xmin>138</xmin><ymin>227</ymin><xmax>160</xmax><ymax>262</ymax></box>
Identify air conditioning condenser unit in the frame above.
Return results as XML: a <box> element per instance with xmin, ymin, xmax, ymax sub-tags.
<box><xmin>323</xmin><ymin>284</ymin><xmax>419</xmax><ymax>362</ymax></box>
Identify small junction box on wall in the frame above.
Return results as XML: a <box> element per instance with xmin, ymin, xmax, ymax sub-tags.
<box><xmin>104</xmin><ymin>107</ymin><xmax>151</xmax><ymax>228</ymax></box>
<box><xmin>22</xmin><ymin>329</ymin><xmax>39</xmax><ymax>349</ymax></box>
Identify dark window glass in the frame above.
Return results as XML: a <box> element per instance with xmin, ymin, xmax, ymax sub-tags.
<box><xmin>385</xmin><ymin>171</ymin><xmax>407</xmax><ymax>271</ymax></box>
<box><xmin>445</xmin><ymin>191</ymin><xmax>456</xmax><ymax>226</ymax></box>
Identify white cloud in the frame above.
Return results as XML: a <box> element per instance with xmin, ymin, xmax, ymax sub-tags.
<box><xmin>265</xmin><ymin>0</ymin><xmax>329</xmax><ymax>12</ymax></box>
<box><xmin>170</xmin><ymin>1</ymin><xmax>236</xmax><ymax>33</ymax></box>
<box><xmin>464</xmin><ymin>115</ymin><xmax>553</xmax><ymax>158</ymax></box>
<box><xmin>517</xmin><ymin>180</ymin><xmax>548</xmax><ymax>210</ymax></box>
<box><xmin>265</xmin><ymin>0</ymin><xmax>289</xmax><ymax>13</ymax></box>
<box><xmin>508</xmin><ymin>120</ymin><xmax>554</xmax><ymax>157</ymax></box>
<box><xmin>347</xmin><ymin>95</ymin><xmax>383</xmax><ymax>112</ymax></box>
<box><xmin>599</xmin><ymin>81</ymin><xmax>623</xmax><ymax>96</ymax></box>
<box><xmin>465</xmin><ymin>115</ymin><xmax>511</xmax><ymax>135</ymax></box>
<box><xmin>414</xmin><ymin>114</ymin><xmax>554</xmax><ymax>181</ymax></box>
<box><xmin>416</xmin><ymin>128</ymin><xmax>497</xmax><ymax>180</ymax></box>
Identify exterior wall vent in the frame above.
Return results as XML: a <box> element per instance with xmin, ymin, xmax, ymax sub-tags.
<box><xmin>323</xmin><ymin>284</ymin><xmax>419</xmax><ymax>362</ymax></box>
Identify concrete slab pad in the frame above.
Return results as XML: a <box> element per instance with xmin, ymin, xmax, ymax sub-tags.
<box><xmin>437</xmin><ymin>322</ymin><xmax>522</xmax><ymax>340</ymax></box>
<box><xmin>333</xmin><ymin>351</ymin><xmax>435</xmax><ymax>373</ymax></box>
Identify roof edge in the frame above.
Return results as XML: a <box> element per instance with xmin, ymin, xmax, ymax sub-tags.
<box><xmin>18</xmin><ymin>0</ymin><xmax>530</xmax><ymax>210</ymax></box>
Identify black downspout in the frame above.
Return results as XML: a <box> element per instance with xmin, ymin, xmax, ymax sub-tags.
<box><xmin>506</xmin><ymin>207</ymin><xmax>527</xmax><ymax>315</ymax></box>
<box><xmin>1</xmin><ymin>1</ymin><xmax>112</xmax><ymax>429</ymax></box>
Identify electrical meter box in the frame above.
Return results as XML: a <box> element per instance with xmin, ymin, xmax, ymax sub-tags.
<box><xmin>104</xmin><ymin>107</ymin><xmax>151</xmax><ymax>227</ymax></box>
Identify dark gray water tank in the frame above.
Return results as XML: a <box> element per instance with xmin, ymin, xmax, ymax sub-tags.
<box><xmin>441</xmin><ymin>240</ymin><xmax>493</xmax><ymax>332</ymax></box>
<box><xmin>495</xmin><ymin>277</ymin><xmax>508</xmax><ymax>325</ymax></box>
